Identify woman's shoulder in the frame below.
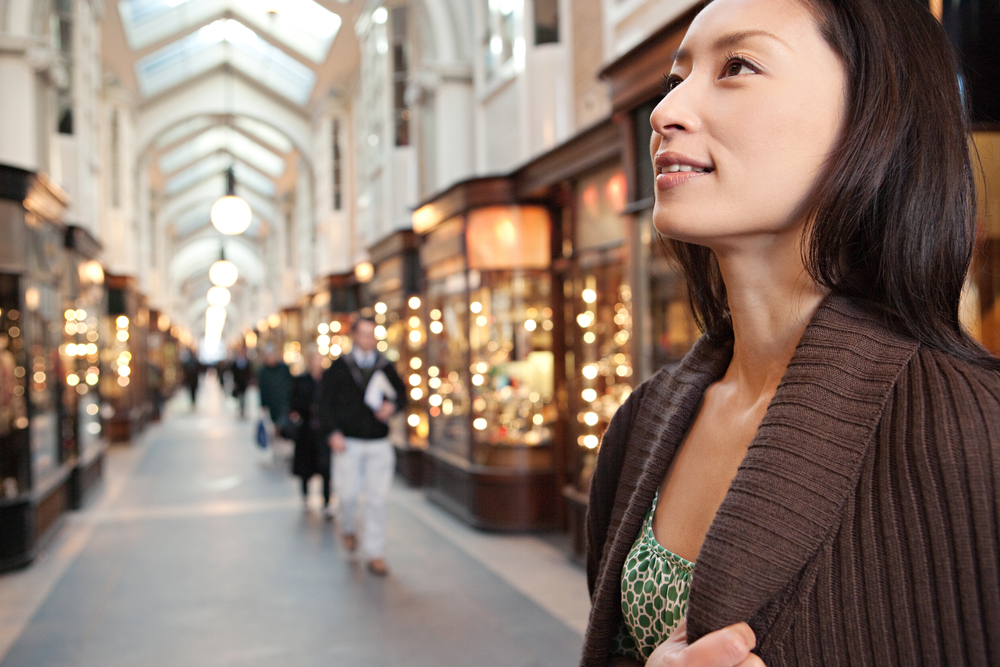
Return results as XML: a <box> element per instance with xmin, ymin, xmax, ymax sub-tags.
<box><xmin>904</xmin><ymin>345</ymin><xmax>1000</xmax><ymax>406</ymax></box>
<box><xmin>888</xmin><ymin>345</ymin><xmax>1000</xmax><ymax>456</ymax></box>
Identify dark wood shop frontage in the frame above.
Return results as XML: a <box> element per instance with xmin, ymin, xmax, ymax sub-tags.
<box><xmin>405</xmin><ymin>8</ymin><xmax>703</xmax><ymax>541</ymax></box>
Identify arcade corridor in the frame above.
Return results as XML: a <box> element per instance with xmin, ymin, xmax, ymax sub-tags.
<box><xmin>0</xmin><ymin>377</ymin><xmax>587</xmax><ymax>667</ymax></box>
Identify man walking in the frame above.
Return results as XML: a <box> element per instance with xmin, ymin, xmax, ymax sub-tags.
<box><xmin>320</xmin><ymin>316</ymin><xmax>406</xmax><ymax>575</ymax></box>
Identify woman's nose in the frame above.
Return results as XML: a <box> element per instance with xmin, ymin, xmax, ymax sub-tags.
<box><xmin>649</xmin><ymin>79</ymin><xmax>702</xmax><ymax>136</ymax></box>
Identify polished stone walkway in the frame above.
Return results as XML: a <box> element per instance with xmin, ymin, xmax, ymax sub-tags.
<box><xmin>0</xmin><ymin>375</ymin><xmax>588</xmax><ymax>667</ymax></box>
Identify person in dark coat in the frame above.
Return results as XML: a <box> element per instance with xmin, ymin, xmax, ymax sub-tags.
<box><xmin>289</xmin><ymin>349</ymin><xmax>332</xmax><ymax>517</ymax></box>
<box><xmin>320</xmin><ymin>317</ymin><xmax>407</xmax><ymax>576</ymax></box>
<box><xmin>229</xmin><ymin>347</ymin><xmax>252</xmax><ymax>419</ymax></box>
<box><xmin>257</xmin><ymin>344</ymin><xmax>293</xmax><ymax>427</ymax></box>
<box><xmin>180</xmin><ymin>348</ymin><xmax>200</xmax><ymax>409</ymax></box>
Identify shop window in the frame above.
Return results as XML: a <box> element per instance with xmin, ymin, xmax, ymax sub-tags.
<box><xmin>53</xmin><ymin>0</ymin><xmax>74</xmax><ymax>135</ymax></box>
<box><xmin>632</xmin><ymin>100</ymin><xmax>658</xmax><ymax>205</ymax></box>
<box><xmin>0</xmin><ymin>274</ymin><xmax>28</xmax><ymax>498</ymax></box>
<box><xmin>468</xmin><ymin>271</ymin><xmax>555</xmax><ymax>464</ymax></box>
<box><xmin>110</xmin><ymin>109</ymin><xmax>122</xmax><ymax>208</ymax></box>
<box><xmin>534</xmin><ymin>0</ymin><xmax>559</xmax><ymax>44</ymax></box>
<box><xmin>426</xmin><ymin>274</ymin><xmax>471</xmax><ymax>460</ymax></box>
<box><xmin>392</xmin><ymin>7</ymin><xmax>410</xmax><ymax>147</ymax></box>
<box><xmin>466</xmin><ymin>206</ymin><xmax>550</xmax><ymax>270</ymax></box>
<box><xmin>484</xmin><ymin>0</ymin><xmax>520</xmax><ymax>81</ymax></box>
<box><xmin>332</xmin><ymin>118</ymin><xmax>342</xmax><ymax>211</ymax></box>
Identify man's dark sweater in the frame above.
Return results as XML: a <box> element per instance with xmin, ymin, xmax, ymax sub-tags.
<box><xmin>318</xmin><ymin>353</ymin><xmax>407</xmax><ymax>440</ymax></box>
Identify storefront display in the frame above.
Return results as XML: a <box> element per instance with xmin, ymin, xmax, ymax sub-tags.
<box><xmin>365</xmin><ymin>231</ymin><xmax>427</xmax><ymax>485</ymax></box>
<box><xmin>0</xmin><ymin>167</ymin><xmax>75</xmax><ymax>571</ymax></box>
<box><xmin>101</xmin><ymin>274</ymin><xmax>150</xmax><ymax>443</ymax></box>
<box><xmin>415</xmin><ymin>180</ymin><xmax>562</xmax><ymax>530</ymax></box>
<box><xmin>63</xmin><ymin>226</ymin><xmax>106</xmax><ymax>508</ymax></box>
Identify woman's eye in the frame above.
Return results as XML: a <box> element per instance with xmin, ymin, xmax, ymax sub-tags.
<box><xmin>660</xmin><ymin>74</ymin><xmax>683</xmax><ymax>95</ymax></box>
<box><xmin>722</xmin><ymin>58</ymin><xmax>755</xmax><ymax>78</ymax></box>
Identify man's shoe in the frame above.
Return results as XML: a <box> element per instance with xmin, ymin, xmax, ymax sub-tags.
<box><xmin>342</xmin><ymin>533</ymin><xmax>357</xmax><ymax>552</ymax></box>
<box><xmin>367</xmin><ymin>558</ymin><xmax>389</xmax><ymax>576</ymax></box>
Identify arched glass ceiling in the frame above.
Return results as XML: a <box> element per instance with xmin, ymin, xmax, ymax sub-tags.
<box><xmin>119</xmin><ymin>0</ymin><xmax>341</xmax><ymax>63</ymax></box>
<box><xmin>158</xmin><ymin>125</ymin><xmax>285</xmax><ymax>177</ymax></box>
<box><xmin>165</xmin><ymin>154</ymin><xmax>275</xmax><ymax>197</ymax></box>
<box><xmin>155</xmin><ymin>116</ymin><xmax>214</xmax><ymax>149</ymax></box>
<box><xmin>235</xmin><ymin>117</ymin><xmax>293</xmax><ymax>154</ymax></box>
<box><xmin>135</xmin><ymin>19</ymin><xmax>317</xmax><ymax>104</ymax></box>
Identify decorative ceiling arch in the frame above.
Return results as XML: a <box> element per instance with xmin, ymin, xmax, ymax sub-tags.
<box><xmin>136</xmin><ymin>73</ymin><xmax>313</xmax><ymax>163</ymax></box>
<box><xmin>168</xmin><ymin>234</ymin><xmax>266</xmax><ymax>290</ymax></box>
<box><xmin>165</xmin><ymin>154</ymin><xmax>275</xmax><ymax>198</ymax></box>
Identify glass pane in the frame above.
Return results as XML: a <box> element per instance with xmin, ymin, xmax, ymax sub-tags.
<box><xmin>120</xmin><ymin>0</ymin><xmax>341</xmax><ymax>63</ymax></box>
<box><xmin>468</xmin><ymin>271</ymin><xmax>554</xmax><ymax>468</ymax></box>
<box><xmin>426</xmin><ymin>276</ymin><xmax>470</xmax><ymax>460</ymax></box>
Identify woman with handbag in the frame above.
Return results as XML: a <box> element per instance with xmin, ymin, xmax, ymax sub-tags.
<box><xmin>289</xmin><ymin>349</ymin><xmax>333</xmax><ymax>518</ymax></box>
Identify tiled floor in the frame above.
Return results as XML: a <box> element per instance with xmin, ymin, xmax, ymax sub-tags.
<box><xmin>0</xmin><ymin>376</ymin><xmax>589</xmax><ymax>667</ymax></box>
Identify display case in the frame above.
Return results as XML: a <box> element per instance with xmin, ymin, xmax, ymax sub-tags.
<box><xmin>63</xmin><ymin>226</ymin><xmax>107</xmax><ymax>508</ymax></box>
<box><xmin>0</xmin><ymin>167</ymin><xmax>74</xmax><ymax>571</ymax></box>
<box><xmin>414</xmin><ymin>178</ymin><xmax>563</xmax><ymax>530</ymax></box>
<box><xmin>366</xmin><ymin>230</ymin><xmax>427</xmax><ymax>486</ymax></box>
<box><xmin>101</xmin><ymin>274</ymin><xmax>150</xmax><ymax>443</ymax></box>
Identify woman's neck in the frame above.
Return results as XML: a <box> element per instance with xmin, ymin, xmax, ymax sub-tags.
<box><xmin>715</xmin><ymin>236</ymin><xmax>827</xmax><ymax>403</ymax></box>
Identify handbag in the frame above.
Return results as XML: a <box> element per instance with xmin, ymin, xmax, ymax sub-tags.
<box><xmin>255</xmin><ymin>418</ymin><xmax>269</xmax><ymax>449</ymax></box>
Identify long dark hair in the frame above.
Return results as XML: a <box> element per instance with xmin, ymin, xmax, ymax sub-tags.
<box><xmin>667</xmin><ymin>0</ymin><xmax>997</xmax><ymax>367</ymax></box>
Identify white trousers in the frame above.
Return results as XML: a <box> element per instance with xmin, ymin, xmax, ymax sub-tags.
<box><xmin>334</xmin><ymin>437</ymin><xmax>395</xmax><ymax>559</ymax></box>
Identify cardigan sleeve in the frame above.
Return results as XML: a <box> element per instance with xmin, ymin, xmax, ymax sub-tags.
<box><xmin>586</xmin><ymin>381</ymin><xmax>647</xmax><ymax>598</ymax></box>
<box><xmin>877</xmin><ymin>350</ymin><xmax>1000</xmax><ymax>665</ymax></box>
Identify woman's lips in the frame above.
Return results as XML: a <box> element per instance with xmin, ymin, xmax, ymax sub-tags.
<box><xmin>655</xmin><ymin>170</ymin><xmax>711</xmax><ymax>190</ymax></box>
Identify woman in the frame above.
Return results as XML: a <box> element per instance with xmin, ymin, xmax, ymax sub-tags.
<box><xmin>289</xmin><ymin>349</ymin><xmax>333</xmax><ymax>517</ymax></box>
<box><xmin>583</xmin><ymin>0</ymin><xmax>1000</xmax><ymax>666</ymax></box>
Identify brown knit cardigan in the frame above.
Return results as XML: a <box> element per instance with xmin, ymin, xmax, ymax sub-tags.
<box><xmin>582</xmin><ymin>295</ymin><xmax>1000</xmax><ymax>666</ymax></box>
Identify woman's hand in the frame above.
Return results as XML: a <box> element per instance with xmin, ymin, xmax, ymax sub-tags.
<box><xmin>645</xmin><ymin>619</ymin><xmax>764</xmax><ymax>667</ymax></box>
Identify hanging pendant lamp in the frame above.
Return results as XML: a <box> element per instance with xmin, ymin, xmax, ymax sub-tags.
<box><xmin>211</xmin><ymin>167</ymin><xmax>252</xmax><ymax>235</ymax></box>
<box><xmin>209</xmin><ymin>246</ymin><xmax>239</xmax><ymax>287</ymax></box>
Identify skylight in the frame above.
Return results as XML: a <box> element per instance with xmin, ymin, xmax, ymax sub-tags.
<box><xmin>158</xmin><ymin>125</ymin><xmax>286</xmax><ymax>177</ymax></box>
<box><xmin>135</xmin><ymin>18</ymin><xmax>317</xmax><ymax>104</ymax></box>
<box><xmin>235</xmin><ymin>117</ymin><xmax>294</xmax><ymax>154</ymax></box>
<box><xmin>155</xmin><ymin>116</ymin><xmax>213</xmax><ymax>149</ymax></box>
<box><xmin>165</xmin><ymin>154</ymin><xmax>276</xmax><ymax>197</ymax></box>
<box><xmin>119</xmin><ymin>0</ymin><xmax>341</xmax><ymax>63</ymax></box>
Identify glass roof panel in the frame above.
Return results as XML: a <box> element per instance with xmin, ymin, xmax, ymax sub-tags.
<box><xmin>135</xmin><ymin>19</ymin><xmax>317</xmax><ymax>104</ymax></box>
<box><xmin>165</xmin><ymin>154</ymin><xmax>276</xmax><ymax>198</ymax></box>
<box><xmin>235</xmin><ymin>117</ymin><xmax>293</xmax><ymax>153</ymax></box>
<box><xmin>158</xmin><ymin>125</ymin><xmax>286</xmax><ymax>177</ymax></box>
<box><xmin>119</xmin><ymin>0</ymin><xmax>341</xmax><ymax>63</ymax></box>
<box><xmin>155</xmin><ymin>116</ymin><xmax>213</xmax><ymax>149</ymax></box>
<box><xmin>165</xmin><ymin>153</ymin><xmax>229</xmax><ymax>195</ymax></box>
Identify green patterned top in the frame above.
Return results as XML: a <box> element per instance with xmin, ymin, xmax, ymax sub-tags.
<box><xmin>610</xmin><ymin>494</ymin><xmax>696</xmax><ymax>662</ymax></box>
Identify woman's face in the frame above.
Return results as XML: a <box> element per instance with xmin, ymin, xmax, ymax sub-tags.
<box><xmin>649</xmin><ymin>0</ymin><xmax>845</xmax><ymax>249</ymax></box>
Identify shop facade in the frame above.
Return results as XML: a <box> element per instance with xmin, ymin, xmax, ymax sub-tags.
<box><xmin>63</xmin><ymin>226</ymin><xmax>108</xmax><ymax>509</ymax></box>
<box><xmin>413</xmin><ymin>178</ymin><xmax>564</xmax><ymax>530</ymax></box>
<box><xmin>0</xmin><ymin>166</ymin><xmax>75</xmax><ymax>571</ymax></box>
<box><xmin>102</xmin><ymin>274</ymin><xmax>150</xmax><ymax>443</ymax></box>
<box><xmin>364</xmin><ymin>230</ymin><xmax>427</xmax><ymax>487</ymax></box>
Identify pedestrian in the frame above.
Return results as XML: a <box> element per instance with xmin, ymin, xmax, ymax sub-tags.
<box><xmin>582</xmin><ymin>0</ymin><xmax>1000</xmax><ymax>666</ymax></box>
<box><xmin>180</xmin><ymin>347</ymin><xmax>200</xmax><ymax>409</ymax></box>
<box><xmin>320</xmin><ymin>316</ymin><xmax>406</xmax><ymax>576</ymax></box>
<box><xmin>289</xmin><ymin>348</ymin><xmax>332</xmax><ymax>517</ymax></box>
<box><xmin>257</xmin><ymin>343</ymin><xmax>293</xmax><ymax>431</ymax></box>
<box><xmin>229</xmin><ymin>347</ymin><xmax>252</xmax><ymax>419</ymax></box>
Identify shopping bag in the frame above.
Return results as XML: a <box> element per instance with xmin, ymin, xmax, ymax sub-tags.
<box><xmin>256</xmin><ymin>418</ymin><xmax>269</xmax><ymax>449</ymax></box>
